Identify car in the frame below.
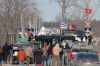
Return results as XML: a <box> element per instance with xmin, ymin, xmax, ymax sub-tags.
<box><xmin>67</xmin><ymin>49</ymin><xmax>100</xmax><ymax>66</ymax></box>
<box><xmin>74</xmin><ymin>30</ymin><xmax>87</xmax><ymax>42</ymax></box>
<box><xmin>63</xmin><ymin>30</ymin><xmax>87</xmax><ymax>42</ymax></box>
<box><xmin>35</xmin><ymin>35</ymin><xmax>75</xmax><ymax>42</ymax></box>
<box><xmin>74</xmin><ymin>52</ymin><xmax>100</xmax><ymax>66</ymax></box>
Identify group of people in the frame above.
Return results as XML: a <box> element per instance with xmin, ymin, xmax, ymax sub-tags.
<box><xmin>33</xmin><ymin>41</ymin><xmax>71</xmax><ymax>66</ymax></box>
<box><xmin>0</xmin><ymin>41</ymin><xmax>73</xmax><ymax>66</ymax></box>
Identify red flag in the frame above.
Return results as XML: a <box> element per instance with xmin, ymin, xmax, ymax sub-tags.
<box><xmin>84</xmin><ymin>8</ymin><xmax>92</xmax><ymax>15</ymax></box>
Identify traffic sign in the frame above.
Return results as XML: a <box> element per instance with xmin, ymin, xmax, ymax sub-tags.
<box><xmin>59</xmin><ymin>22</ymin><xmax>68</xmax><ymax>29</ymax></box>
<box><xmin>84</xmin><ymin>21</ymin><xmax>92</xmax><ymax>28</ymax></box>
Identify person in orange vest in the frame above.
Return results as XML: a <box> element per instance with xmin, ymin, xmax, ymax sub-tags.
<box><xmin>17</xmin><ymin>48</ymin><xmax>27</xmax><ymax>66</ymax></box>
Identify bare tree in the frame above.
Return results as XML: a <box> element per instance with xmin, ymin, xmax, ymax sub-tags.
<box><xmin>0</xmin><ymin>0</ymin><xmax>39</xmax><ymax>44</ymax></box>
<box><xmin>51</xmin><ymin>0</ymin><xmax>100</xmax><ymax>21</ymax></box>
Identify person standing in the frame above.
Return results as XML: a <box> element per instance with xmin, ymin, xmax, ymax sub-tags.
<box><xmin>17</xmin><ymin>48</ymin><xmax>27</xmax><ymax>66</ymax></box>
<box><xmin>0</xmin><ymin>46</ymin><xmax>3</xmax><ymax>66</ymax></box>
<box><xmin>3</xmin><ymin>43</ymin><xmax>11</xmax><ymax>63</ymax></box>
<box><xmin>67</xmin><ymin>49</ymin><xmax>75</xmax><ymax>66</ymax></box>
<box><xmin>47</xmin><ymin>45</ymin><xmax>53</xmax><ymax>66</ymax></box>
<box><xmin>24</xmin><ymin>46</ymin><xmax>33</xmax><ymax>66</ymax></box>
<box><xmin>42</xmin><ymin>42</ymin><xmax>49</xmax><ymax>66</ymax></box>
<box><xmin>35</xmin><ymin>48</ymin><xmax>43</xmax><ymax>66</ymax></box>
<box><xmin>52</xmin><ymin>43</ymin><xmax>61</xmax><ymax>66</ymax></box>
<box><xmin>61</xmin><ymin>41</ymin><xmax>68</xmax><ymax>66</ymax></box>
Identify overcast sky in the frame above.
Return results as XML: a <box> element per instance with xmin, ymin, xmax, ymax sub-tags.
<box><xmin>36</xmin><ymin>0</ymin><xmax>100</xmax><ymax>21</ymax></box>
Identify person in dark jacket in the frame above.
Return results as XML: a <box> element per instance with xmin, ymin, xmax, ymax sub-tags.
<box><xmin>34</xmin><ymin>48</ymin><xmax>43</xmax><ymax>66</ymax></box>
<box><xmin>47</xmin><ymin>45</ymin><xmax>53</xmax><ymax>66</ymax></box>
<box><xmin>3</xmin><ymin>43</ymin><xmax>11</xmax><ymax>63</ymax></box>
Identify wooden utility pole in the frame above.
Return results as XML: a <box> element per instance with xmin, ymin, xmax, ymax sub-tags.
<box><xmin>59</xmin><ymin>0</ymin><xmax>66</xmax><ymax>22</ymax></box>
<box><xmin>57</xmin><ymin>0</ymin><xmax>66</xmax><ymax>35</ymax></box>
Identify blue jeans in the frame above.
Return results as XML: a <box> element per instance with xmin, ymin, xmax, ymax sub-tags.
<box><xmin>42</xmin><ymin>55</ymin><xmax>48</xmax><ymax>66</ymax></box>
<box><xmin>47</xmin><ymin>55</ymin><xmax>52</xmax><ymax>66</ymax></box>
<box><xmin>61</xmin><ymin>49</ymin><xmax>66</xmax><ymax>66</ymax></box>
<box><xmin>0</xmin><ymin>58</ymin><xmax>2</xmax><ymax>64</ymax></box>
<box><xmin>19</xmin><ymin>61</ymin><xmax>25</xmax><ymax>66</ymax></box>
<box><xmin>0</xmin><ymin>57</ymin><xmax>3</xmax><ymax>64</ymax></box>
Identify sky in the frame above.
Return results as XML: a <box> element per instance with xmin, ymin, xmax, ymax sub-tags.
<box><xmin>36</xmin><ymin>0</ymin><xmax>59</xmax><ymax>21</ymax></box>
<box><xmin>36</xmin><ymin>0</ymin><xmax>100</xmax><ymax>21</ymax></box>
